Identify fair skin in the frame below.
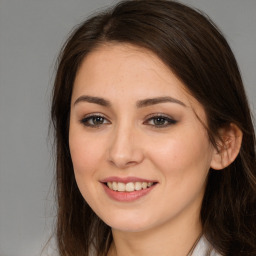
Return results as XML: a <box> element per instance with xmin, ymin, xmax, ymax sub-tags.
<box><xmin>69</xmin><ymin>43</ymin><xmax>242</xmax><ymax>256</ymax></box>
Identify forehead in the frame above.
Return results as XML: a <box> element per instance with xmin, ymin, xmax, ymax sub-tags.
<box><xmin>73</xmin><ymin>43</ymin><xmax>201</xmax><ymax>111</ymax></box>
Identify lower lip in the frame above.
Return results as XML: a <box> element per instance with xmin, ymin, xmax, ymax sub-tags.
<box><xmin>102</xmin><ymin>183</ymin><xmax>156</xmax><ymax>202</ymax></box>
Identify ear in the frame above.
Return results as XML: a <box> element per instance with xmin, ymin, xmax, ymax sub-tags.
<box><xmin>210</xmin><ymin>123</ymin><xmax>243</xmax><ymax>170</ymax></box>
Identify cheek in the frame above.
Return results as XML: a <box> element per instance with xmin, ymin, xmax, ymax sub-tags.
<box><xmin>69</xmin><ymin>130</ymin><xmax>104</xmax><ymax>176</ymax></box>
<box><xmin>69</xmin><ymin>131</ymin><xmax>103</xmax><ymax>205</ymax></box>
<box><xmin>147</xmin><ymin>129</ymin><xmax>213</xmax><ymax>182</ymax></box>
<box><xmin>146</xmin><ymin>132</ymin><xmax>212</xmax><ymax>216</ymax></box>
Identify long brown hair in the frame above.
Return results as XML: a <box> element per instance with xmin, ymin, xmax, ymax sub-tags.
<box><xmin>51</xmin><ymin>1</ymin><xmax>256</xmax><ymax>255</ymax></box>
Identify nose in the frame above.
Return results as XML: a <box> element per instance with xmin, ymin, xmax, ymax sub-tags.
<box><xmin>107</xmin><ymin>125</ymin><xmax>144</xmax><ymax>169</ymax></box>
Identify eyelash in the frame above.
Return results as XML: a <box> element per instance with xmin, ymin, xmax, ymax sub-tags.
<box><xmin>80</xmin><ymin>114</ymin><xmax>110</xmax><ymax>128</ymax></box>
<box><xmin>144</xmin><ymin>114</ymin><xmax>177</xmax><ymax>128</ymax></box>
<box><xmin>80</xmin><ymin>114</ymin><xmax>177</xmax><ymax>128</ymax></box>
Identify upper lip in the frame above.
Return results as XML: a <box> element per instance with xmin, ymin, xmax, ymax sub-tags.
<box><xmin>100</xmin><ymin>176</ymin><xmax>158</xmax><ymax>184</ymax></box>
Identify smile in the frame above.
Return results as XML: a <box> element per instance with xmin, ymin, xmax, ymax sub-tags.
<box><xmin>101</xmin><ymin>177</ymin><xmax>158</xmax><ymax>202</ymax></box>
<box><xmin>106</xmin><ymin>181</ymin><xmax>154</xmax><ymax>192</ymax></box>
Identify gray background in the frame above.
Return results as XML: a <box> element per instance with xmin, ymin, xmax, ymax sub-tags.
<box><xmin>0</xmin><ymin>0</ymin><xmax>255</xmax><ymax>256</ymax></box>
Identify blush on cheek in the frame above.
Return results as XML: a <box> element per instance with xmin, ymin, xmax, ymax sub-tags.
<box><xmin>151</xmin><ymin>141</ymin><xmax>181</xmax><ymax>167</ymax></box>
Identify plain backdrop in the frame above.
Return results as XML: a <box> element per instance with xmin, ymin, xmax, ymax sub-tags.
<box><xmin>0</xmin><ymin>0</ymin><xmax>255</xmax><ymax>255</ymax></box>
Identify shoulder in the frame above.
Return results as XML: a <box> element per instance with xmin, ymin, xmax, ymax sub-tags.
<box><xmin>191</xmin><ymin>236</ymin><xmax>223</xmax><ymax>256</ymax></box>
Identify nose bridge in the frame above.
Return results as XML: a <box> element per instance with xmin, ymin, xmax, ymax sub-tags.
<box><xmin>108</xmin><ymin>119</ymin><xmax>143</xmax><ymax>168</ymax></box>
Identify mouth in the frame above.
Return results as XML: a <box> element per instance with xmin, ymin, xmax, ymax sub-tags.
<box><xmin>100</xmin><ymin>177</ymin><xmax>158</xmax><ymax>202</ymax></box>
<box><xmin>104</xmin><ymin>181</ymin><xmax>157</xmax><ymax>192</ymax></box>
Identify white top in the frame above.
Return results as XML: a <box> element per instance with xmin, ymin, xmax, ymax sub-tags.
<box><xmin>191</xmin><ymin>236</ymin><xmax>223</xmax><ymax>256</ymax></box>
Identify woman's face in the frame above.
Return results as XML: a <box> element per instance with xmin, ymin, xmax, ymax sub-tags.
<box><xmin>69</xmin><ymin>43</ymin><xmax>215</xmax><ymax>233</ymax></box>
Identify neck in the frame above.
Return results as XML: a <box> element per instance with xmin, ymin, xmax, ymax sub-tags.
<box><xmin>108</xmin><ymin>210</ymin><xmax>202</xmax><ymax>256</ymax></box>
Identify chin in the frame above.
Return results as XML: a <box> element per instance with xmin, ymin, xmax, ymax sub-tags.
<box><xmin>102</xmin><ymin>214</ymin><xmax>155</xmax><ymax>233</ymax></box>
<box><xmin>111</xmin><ymin>224</ymin><xmax>149</xmax><ymax>233</ymax></box>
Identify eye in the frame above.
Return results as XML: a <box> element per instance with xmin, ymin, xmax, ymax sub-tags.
<box><xmin>144</xmin><ymin>114</ymin><xmax>177</xmax><ymax>128</ymax></box>
<box><xmin>80</xmin><ymin>114</ymin><xmax>110</xmax><ymax>127</ymax></box>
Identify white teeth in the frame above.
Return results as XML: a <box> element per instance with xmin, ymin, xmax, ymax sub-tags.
<box><xmin>107</xmin><ymin>182</ymin><xmax>113</xmax><ymax>190</ymax></box>
<box><xmin>106</xmin><ymin>181</ymin><xmax>154</xmax><ymax>192</ymax></box>
<box><xmin>126</xmin><ymin>182</ymin><xmax>135</xmax><ymax>192</ymax></box>
<box><xmin>135</xmin><ymin>182</ymin><xmax>142</xmax><ymax>191</ymax></box>
<box><xmin>112</xmin><ymin>182</ymin><xmax>118</xmax><ymax>191</ymax></box>
<box><xmin>148</xmin><ymin>182</ymin><xmax>153</xmax><ymax>187</ymax></box>
<box><xmin>117</xmin><ymin>182</ymin><xmax>126</xmax><ymax>192</ymax></box>
<box><xmin>142</xmin><ymin>182</ymin><xmax>147</xmax><ymax>189</ymax></box>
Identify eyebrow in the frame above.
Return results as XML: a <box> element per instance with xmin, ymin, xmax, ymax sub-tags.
<box><xmin>73</xmin><ymin>95</ymin><xmax>186</xmax><ymax>108</ymax></box>
<box><xmin>136</xmin><ymin>96</ymin><xmax>186</xmax><ymax>108</ymax></box>
<box><xmin>74</xmin><ymin>95</ymin><xmax>111</xmax><ymax>107</ymax></box>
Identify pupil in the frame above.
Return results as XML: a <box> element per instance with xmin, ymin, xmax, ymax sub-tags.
<box><xmin>154</xmin><ymin>117</ymin><xmax>165</xmax><ymax>125</ymax></box>
<box><xmin>94</xmin><ymin>116</ymin><xmax>103</xmax><ymax>124</ymax></box>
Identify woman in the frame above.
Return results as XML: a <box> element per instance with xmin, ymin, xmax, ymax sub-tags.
<box><xmin>51</xmin><ymin>0</ymin><xmax>256</xmax><ymax>255</ymax></box>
